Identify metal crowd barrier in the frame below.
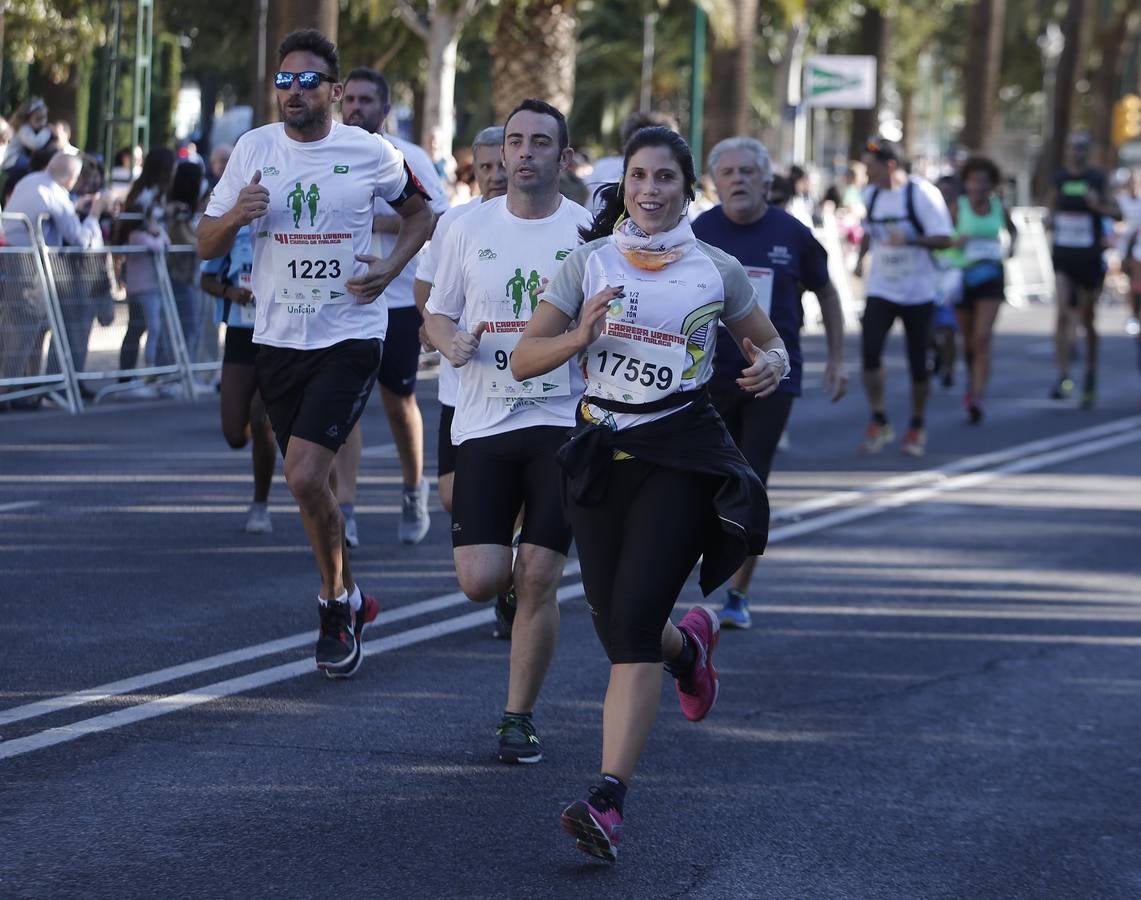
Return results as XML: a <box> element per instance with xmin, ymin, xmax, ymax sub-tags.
<box><xmin>0</xmin><ymin>214</ymin><xmax>79</xmax><ymax>412</ymax></box>
<box><xmin>0</xmin><ymin>210</ymin><xmax>223</xmax><ymax>413</ymax></box>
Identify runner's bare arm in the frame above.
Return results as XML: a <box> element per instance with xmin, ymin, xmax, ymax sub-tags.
<box><xmin>512</xmin><ymin>289</ymin><xmax>619</xmax><ymax>381</ymax></box>
<box><xmin>815</xmin><ymin>280</ymin><xmax>848</xmax><ymax>402</ymax></box>
<box><xmin>345</xmin><ymin>193</ymin><xmax>435</xmax><ymax>302</ymax></box>
<box><xmin>424</xmin><ymin>313</ymin><xmax>487</xmax><ymax>368</ymax></box>
<box><xmin>198</xmin><ymin>171</ymin><xmax>269</xmax><ymax>259</ymax></box>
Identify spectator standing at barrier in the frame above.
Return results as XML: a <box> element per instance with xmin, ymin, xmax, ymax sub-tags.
<box><xmin>123</xmin><ymin>147</ymin><xmax>176</xmax><ymax>219</ymax></box>
<box><xmin>118</xmin><ymin>205</ymin><xmax>170</xmax><ymax>380</ymax></box>
<box><xmin>332</xmin><ymin>67</ymin><xmax>448</xmax><ymax>549</ymax></box>
<box><xmin>692</xmin><ymin>136</ymin><xmax>847</xmax><ymax>630</ymax></box>
<box><xmin>1</xmin><ymin>151</ymin><xmax>109</xmax><ymax>391</ymax></box>
<box><xmin>201</xmin><ymin>223</ymin><xmax>277</xmax><ymax>534</ymax></box>
<box><xmin>854</xmin><ymin>140</ymin><xmax>953</xmax><ymax>457</ymax></box>
<box><xmin>163</xmin><ymin>160</ymin><xmax>207</xmax><ymax>370</ymax></box>
<box><xmin>108</xmin><ymin>146</ymin><xmax>142</xmax><ymax>204</ymax></box>
<box><xmin>950</xmin><ymin>156</ymin><xmax>1017</xmax><ymax>424</ymax></box>
<box><xmin>1048</xmin><ymin>132</ymin><xmax>1121</xmax><ymax>408</ymax></box>
<box><xmin>198</xmin><ymin>28</ymin><xmax>434</xmax><ymax>679</ymax></box>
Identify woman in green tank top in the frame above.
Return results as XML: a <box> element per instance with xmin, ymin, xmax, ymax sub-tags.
<box><xmin>950</xmin><ymin>156</ymin><xmax>1017</xmax><ymax>424</ymax></box>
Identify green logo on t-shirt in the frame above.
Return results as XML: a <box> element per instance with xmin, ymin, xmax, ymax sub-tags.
<box><xmin>286</xmin><ymin>181</ymin><xmax>321</xmax><ymax>228</ymax></box>
<box><xmin>506</xmin><ymin>267</ymin><xmax>543</xmax><ymax>317</ymax></box>
<box><xmin>333</xmin><ymin>165</ymin><xmax>349</xmax><ymax>174</ymax></box>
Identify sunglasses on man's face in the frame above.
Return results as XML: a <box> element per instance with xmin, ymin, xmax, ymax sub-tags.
<box><xmin>274</xmin><ymin>71</ymin><xmax>335</xmax><ymax>90</ymax></box>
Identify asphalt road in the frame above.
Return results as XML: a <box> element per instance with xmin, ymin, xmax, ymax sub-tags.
<box><xmin>2</xmin><ymin>299</ymin><xmax>1140</xmax><ymax>899</ymax></box>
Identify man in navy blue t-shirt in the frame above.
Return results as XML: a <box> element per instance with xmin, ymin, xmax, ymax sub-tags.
<box><xmin>693</xmin><ymin>137</ymin><xmax>847</xmax><ymax>630</ymax></box>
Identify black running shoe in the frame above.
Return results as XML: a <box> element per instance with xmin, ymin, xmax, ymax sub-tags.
<box><xmin>493</xmin><ymin>587</ymin><xmax>516</xmax><ymax>640</ymax></box>
<box><xmin>315</xmin><ymin>599</ymin><xmax>356</xmax><ymax>675</ymax></box>
<box><xmin>496</xmin><ymin>714</ymin><xmax>542</xmax><ymax>764</ymax></box>
<box><xmin>324</xmin><ymin>593</ymin><xmax>380</xmax><ymax>680</ymax></box>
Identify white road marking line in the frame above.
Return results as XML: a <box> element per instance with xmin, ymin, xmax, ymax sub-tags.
<box><xmin>0</xmin><ymin>561</ymin><xmax>578</xmax><ymax>729</ymax></box>
<box><xmin>0</xmin><ymin>501</ymin><xmax>41</xmax><ymax>513</ymax></box>
<box><xmin>0</xmin><ymin>584</ymin><xmax>584</xmax><ymax>760</ymax></box>
<box><xmin>2</xmin><ymin>419</ymin><xmax>1139</xmax><ymax>759</ymax></box>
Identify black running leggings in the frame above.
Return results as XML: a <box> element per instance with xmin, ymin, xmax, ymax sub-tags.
<box><xmin>861</xmin><ymin>296</ymin><xmax>935</xmax><ymax>382</ymax></box>
<box><xmin>568</xmin><ymin>457</ymin><xmax>718</xmax><ymax>664</ymax></box>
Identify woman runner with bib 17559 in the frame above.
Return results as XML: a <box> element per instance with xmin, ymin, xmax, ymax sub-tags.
<box><xmin>512</xmin><ymin>126</ymin><xmax>787</xmax><ymax>863</ymax></box>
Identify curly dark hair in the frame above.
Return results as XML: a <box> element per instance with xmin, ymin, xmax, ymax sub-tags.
<box><xmin>960</xmin><ymin>155</ymin><xmax>1001</xmax><ymax>187</ymax></box>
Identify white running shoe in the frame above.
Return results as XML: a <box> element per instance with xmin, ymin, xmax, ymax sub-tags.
<box><xmin>245</xmin><ymin>504</ymin><xmax>273</xmax><ymax>534</ymax></box>
<box><xmin>398</xmin><ymin>479</ymin><xmax>430</xmax><ymax>544</ymax></box>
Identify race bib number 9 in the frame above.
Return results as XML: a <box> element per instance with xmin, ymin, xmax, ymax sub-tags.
<box><xmin>745</xmin><ymin>267</ymin><xmax>774</xmax><ymax>316</ymax></box>
<box><xmin>479</xmin><ymin>321</ymin><xmax>570</xmax><ymax>399</ymax></box>
<box><xmin>272</xmin><ymin>232</ymin><xmax>355</xmax><ymax>304</ymax></box>
<box><xmin>586</xmin><ymin>320</ymin><xmax>687</xmax><ymax>405</ymax></box>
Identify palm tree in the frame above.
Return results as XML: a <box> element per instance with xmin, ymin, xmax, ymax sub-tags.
<box><xmin>491</xmin><ymin>0</ymin><xmax>579</xmax><ymax>122</ymax></box>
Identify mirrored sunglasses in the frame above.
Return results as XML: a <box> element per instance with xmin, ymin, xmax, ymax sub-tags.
<box><xmin>274</xmin><ymin>71</ymin><xmax>335</xmax><ymax>90</ymax></box>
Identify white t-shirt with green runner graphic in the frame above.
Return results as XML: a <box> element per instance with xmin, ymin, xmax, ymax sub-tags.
<box><xmin>426</xmin><ymin>195</ymin><xmax>592</xmax><ymax>444</ymax></box>
<box><xmin>205</xmin><ymin>121</ymin><xmax>409</xmax><ymax>350</ymax></box>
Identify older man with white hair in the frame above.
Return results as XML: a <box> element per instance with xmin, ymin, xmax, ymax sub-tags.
<box><xmin>1</xmin><ymin>152</ymin><xmax>110</xmax><ymax>394</ymax></box>
<box><xmin>5</xmin><ymin>151</ymin><xmax>108</xmax><ymax>247</ymax></box>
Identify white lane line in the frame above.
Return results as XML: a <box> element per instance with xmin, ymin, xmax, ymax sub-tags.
<box><xmin>0</xmin><ymin>560</ymin><xmax>578</xmax><ymax>729</ymax></box>
<box><xmin>0</xmin><ymin>501</ymin><xmax>41</xmax><ymax>513</ymax></box>
<box><xmin>0</xmin><ymin>584</ymin><xmax>584</xmax><ymax>761</ymax></box>
<box><xmin>771</xmin><ymin>415</ymin><xmax>1141</xmax><ymax>523</ymax></box>
<box><xmin>769</xmin><ymin>427</ymin><xmax>1141</xmax><ymax>543</ymax></box>
<box><xmin>2</xmin><ymin>419</ymin><xmax>1139</xmax><ymax>758</ymax></box>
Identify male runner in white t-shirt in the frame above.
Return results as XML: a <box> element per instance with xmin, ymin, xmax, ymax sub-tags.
<box><xmin>198</xmin><ymin>29</ymin><xmax>434</xmax><ymax>679</ymax></box>
<box><xmin>332</xmin><ymin>67</ymin><xmax>449</xmax><ymax>549</ymax></box>
<box><xmin>424</xmin><ymin>99</ymin><xmax>592</xmax><ymax>764</ymax></box>
<box><xmin>854</xmin><ymin>139</ymin><xmax>952</xmax><ymax>457</ymax></box>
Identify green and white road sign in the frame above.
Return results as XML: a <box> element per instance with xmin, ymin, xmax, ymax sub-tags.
<box><xmin>804</xmin><ymin>56</ymin><xmax>877</xmax><ymax>109</ymax></box>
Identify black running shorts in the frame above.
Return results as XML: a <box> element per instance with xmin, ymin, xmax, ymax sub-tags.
<box><xmin>451</xmin><ymin>425</ymin><xmax>573</xmax><ymax>554</ymax></box>
<box><xmin>710</xmin><ymin>388</ymin><xmax>795</xmax><ymax>487</ymax></box>
<box><xmin>437</xmin><ymin>403</ymin><xmax>457</xmax><ymax>478</ymax></box>
<box><xmin>255</xmin><ymin>338</ymin><xmax>382</xmax><ymax>458</ymax></box>
<box><xmin>378</xmin><ymin>305</ymin><xmax>422</xmax><ymax>397</ymax></box>
<box><xmin>223</xmin><ymin>326</ymin><xmax>258</xmax><ymax>366</ymax></box>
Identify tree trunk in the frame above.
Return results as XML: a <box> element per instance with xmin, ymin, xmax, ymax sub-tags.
<box><xmin>960</xmin><ymin>0</ymin><xmax>1006</xmax><ymax>153</ymax></box>
<box><xmin>262</xmin><ymin>0</ymin><xmax>338</xmax><ymax>125</ymax></box>
<box><xmin>900</xmin><ymin>87</ymin><xmax>915</xmax><ymax>156</ymax></box>
<box><xmin>703</xmin><ymin>0</ymin><xmax>760</xmax><ymax>152</ymax></box>
<box><xmin>847</xmin><ymin>6</ymin><xmax>888</xmax><ymax>161</ymax></box>
<box><xmin>491</xmin><ymin>0</ymin><xmax>578</xmax><ymax>123</ymax></box>
<box><xmin>1089</xmin><ymin>5</ymin><xmax>1138</xmax><ymax>167</ymax></box>
<box><xmin>1035</xmin><ymin>0</ymin><xmax>1086</xmax><ymax>197</ymax></box>
<box><xmin>421</xmin><ymin>12</ymin><xmax>461</xmax><ymax>152</ymax></box>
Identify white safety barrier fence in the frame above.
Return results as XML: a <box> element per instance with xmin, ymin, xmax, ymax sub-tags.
<box><xmin>0</xmin><ymin>211</ymin><xmax>224</xmax><ymax>413</ymax></box>
<box><xmin>1007</xmin><ymin>207</ymin><xmax>1055</xmax><ymax>309</ymax></box>
<box><xmin>0</xmin><ymin>214</ymin><xmax>79</xmax><ymax>412</ymax></box>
